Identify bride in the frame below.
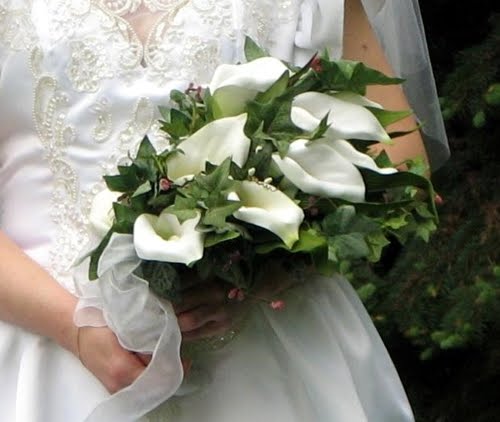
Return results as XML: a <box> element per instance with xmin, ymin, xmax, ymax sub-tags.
<box><xmin>0</xmin><ymin>0</ymin><xmax>448</xmax><ymax>421</ymax></box>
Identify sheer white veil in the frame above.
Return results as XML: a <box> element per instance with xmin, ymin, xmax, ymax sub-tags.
<box><xmin>362</xmin><ymin>0</ymin><xmax>450</xmax><ymax>170</ymax></box>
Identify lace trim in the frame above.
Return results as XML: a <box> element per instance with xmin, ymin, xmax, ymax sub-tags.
<box><xmin>0</xmin><ymin>0</ymin><xmax>37</xmax><ymax>51</ymax></box>
<box><xmin>98</xmin><ymin>0</ymin><xmax>186</xmax><ymax>15</ymax></box>
<box><xmin>2</xmin><ymin>0</ymin><xmax>299</xmax><ymax>289</ymax></box>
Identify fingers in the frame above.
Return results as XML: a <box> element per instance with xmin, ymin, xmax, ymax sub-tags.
<box><xmin>177</xmin><ymin>304</ymin><xmax>230</xmax><ymax>333</ymax></box>
<box><xmin>106</xmin><ymin>352</ymin><xmax>146</xmax><ymax>394</ymax></box>
<box><xmin>174</xmin><ymin>282</ymin><xmax>227</xmax><ymax>314</ymax></box>
<box><xmin>78</xmin><ymin>326</ymin><xmax>149</xmax><ymax>394</ymax></box>
<box><xmin>136</xmin><ymin>352</ymin><xmax>152</xmax><ymax>366</ymax></box>
<box><xmin>182</xmin><ymin>320</ymin><xmax>233</xmax><ymax>342</ymax></box>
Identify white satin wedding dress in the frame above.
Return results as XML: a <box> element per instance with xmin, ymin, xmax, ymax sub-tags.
<box><xmin>0</xmin><ymin>1</ymin><xmax>415</xmax><ymax>421</ymax></box>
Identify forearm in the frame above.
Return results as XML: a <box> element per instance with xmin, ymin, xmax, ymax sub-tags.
<box><xmin>0</xmin><ymin>231</ymin><xmax>79</xmax><ymax>355</ymax></box>
<box><xmin>343</xmin><ymin>0</ymin><xmax>429</xmax><ymax>168</ymax></box>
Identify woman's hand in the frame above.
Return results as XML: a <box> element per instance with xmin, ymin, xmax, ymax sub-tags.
<box><xmin>174</xmin><ymin>282</ymin><xmax>241</xmax><ymax>342</ymax></box>
<box><xmin>174</xmin><ymin>263</ymin><xmax>298</xmax><ymax>342</ymax></box>
<box><xmin>78</xmin><ymin>326</ymin><xmax>151</xmax><ymax>394</ymax></box>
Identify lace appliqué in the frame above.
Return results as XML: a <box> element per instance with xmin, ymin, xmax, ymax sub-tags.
<box><xmin>98</xmin><ymin>0</ymin><xmax>186</xmax><ymax>15</ymax></box>
<box><xmin>0</xmin><ymin>0</ymin><xmax>37</xmax><ymax>52</ymax></box>
<box><xmin>33</xmin><ymin>75</ymin><xmax>88</xmax><ymax>286</ymax></box>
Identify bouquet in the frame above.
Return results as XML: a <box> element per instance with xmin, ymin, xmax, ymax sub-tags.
<box><xmin>87</xmin><ymin>38</ymin><xmax>438</xmax><ymax>309</ymax></box>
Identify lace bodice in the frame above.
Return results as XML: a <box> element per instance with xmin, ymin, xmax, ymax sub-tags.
<box><xmin>0</xmin><ymin>0</ymin><xmax>345</xmax><ymax>291</ymax></box>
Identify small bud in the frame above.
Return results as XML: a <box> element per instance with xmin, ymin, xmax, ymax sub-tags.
<box><xmin>264</xmin><ymin>177</ymin><xmax>273</xmax><ymax>184</ymax></box>
<box><xmin>248</xmin><ymin>167</ymin><xmax>256</xmax><ymax>177</ymax></box>
<box><xmin>270</xmin><ymin>300</ymin><xmax>286</xmax><ymax>311</ymax></box>
<box><xmin>255</xmin><ymin>146</ymin><xmax>263</xmax><ymax>153</ymax></box>
<box><xmin>435</xmin><ymin>194</ymin><xmax>444</xmax><ymax>206</ymax></box>
<box><xmin>228</xmin><ymin>288</ymin><xmax>246</xmax><ymax>301</ymax></box>
<box><xmin>159</xmin><ymin>178</ymin><xmax>172</xmax><ymax>191</ymax></box>
<box><xmin>310</xmin><ymin>56</ymin><xmax>322</xmax><ymax>73</ymax></box>
<box><xmin>227</xmin><ymin>288</ymin><xmax>239</xmax><ymax>300</ymax></box>
<box><xmin>236</xmin><ymin>290</ymin><xmax>246</xmax><ymax>301</ymax></box>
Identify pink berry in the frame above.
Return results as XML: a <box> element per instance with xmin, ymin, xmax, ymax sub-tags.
<box><xmin>236</xmin><ymin>290</ymin><xmax>246</xmax><ymax>301</ymax></box>
<box><xmin>227</xmin><ymin>288</ymin><xmax>239</xmax><ymax>300</ymax></box>
<box><xmin>159</xmin><ymin>178</ymin><xmax>172</xmax><ymax>191</ymax></box>
<box><xmin>270</xmin><ymin>300</ymin><xmax>286</xmax><ymax>311</ymax></box>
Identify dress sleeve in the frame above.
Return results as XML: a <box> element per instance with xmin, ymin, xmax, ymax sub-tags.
<box><xmin>293</xmin><ymin>0</ymin><xmax>345</xmax><ymax>65</ymax></box>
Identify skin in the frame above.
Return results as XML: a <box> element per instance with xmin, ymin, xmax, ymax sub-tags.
<box><xmin>0</xmin><ymin>0</ymin><xmax>430</xmax><ymax>394</ymax></box>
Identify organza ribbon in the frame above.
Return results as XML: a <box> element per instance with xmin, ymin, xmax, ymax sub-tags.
<box><xmin>73</xmin><ymin>233</ymin><xmax>183</xmax><ymax>422</ymax></box>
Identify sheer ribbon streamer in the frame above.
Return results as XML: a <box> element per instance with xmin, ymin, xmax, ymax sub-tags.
<box><xmin>74</xmin><ymin>234</ymin><xmax>183</xmax><ymax>422</ymax></box>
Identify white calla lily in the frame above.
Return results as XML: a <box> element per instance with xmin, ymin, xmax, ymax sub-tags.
<box><xmin>291</xmin><ymin>92</ymin><xmax>391</xmax><ymax>142</ymax></box>
<box><xmin>89</xmin><ymin>189</ymin><xmax>121</xmax><ymax>236</ymax></box>
<box><xmin>228</xmin><ymin>181</ymin><xmax>304</xmax><ymax>248</ymax></box>
<box><xmin>134</xmin><ymin>211</ymin><xmax>204</xmax><ymax>265</ymax></box>
<box><xmin>272</xmin><ymin>139</ymin><xmax>396</xmax><ymax>203</ymax></box>
<box><xmin>209</xmin><ymin>57</ymin><xmax>290</xmax><ymax>117</ymax></box>
<box><xmin>167</xmin><ymin>114</ymin><xmax>250</xmax><ymax>185</ymax></box>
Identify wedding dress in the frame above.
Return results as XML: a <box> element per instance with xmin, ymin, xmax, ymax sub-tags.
<box><xmin>0</xmin><ymin>1</ymin><xmax>425</xmax><ymax>421</ymax></box>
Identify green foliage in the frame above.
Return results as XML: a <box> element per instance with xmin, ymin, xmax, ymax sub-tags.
<box><xmin>440</xmin><ymin>14</ymin><xmax>500</xmax><ymax>128</ymax></box>
<box><xmin>350</xmin><ymin>8</ymin><xmax>500</xmax><ymax>419</ymax></box>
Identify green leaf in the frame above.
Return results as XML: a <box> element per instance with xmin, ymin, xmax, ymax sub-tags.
<box><xmin>202</xmin><ymin>202</ymin><xmax>241</xmax><ymax>228</ymax></box>
<box><xmin>415</xmin><ymin>219</ymin><xmax>437</xmax><ymax>242</ymax></box>
<box><xmin>162</xmin><ymin>108</ymin><xmax>191</xmax><ymax>138</ymax></box>
<box><xmin>132</xmin><ymin>181</ymin><xmax>152</xmax><ymax>198</ymax></box>
<box><xmin>204</xmin><ymin>230</ymin><xmax>241</xmax><ymax>248</ymax></box>
<box><xmin>322</xmin><ymin>205</ymin><xmax>356</xmax><ymax>235</ymax></box>
<box><xmin>365</xmin><ymin>231</ymin><xmax>391</xmax><ymax>262</ymax></box>
<box><xmin>244</xmin><ymin>36</ymin><xmax>268</xmax><ymax>61</ymax></box>
<box><xmin>329</xmin><ymin>232</ymin><xmax>370</xmax><ymax>260</ymax></box>
<box><xmin>255</xmin><ymin>70</ymin><xmax>290</xmax><ymax>103</ymax></box>
<box><xmin>139</xmin><ymin>261</ymin><xmax>181</xmax><ymax>301</ymax></box>
<box><xmin>88</xmin><ymin>230</ymin><xmax>114</xmax><ymax>280</ymax></box>
<box><xmin>366</xmin><ymin>107</ymin><xmax>413</xmax><ymax>129</ymax></box>
<box><xmin>136</xmin><ymin>136</ymin><xmax>157</xmax><ymax>159</ymax></box>
<box><xmin>356</xmin><ymin>283</ymin><xmax>377</xmax><ymax>302</ymax></box>
<box><xmin>359</xmin><ymin>168</ymin><xmax>437</xmax><ymax>220</ymax></box>
<box><xmin>113</xmin><ymin>202</ymin><xmax>141</xmax><ymax>232</ymax></box>
<box><xmin>197</xmin><ymin>158</ymin><xmax>234</xmax><ymax>193</ymax></box>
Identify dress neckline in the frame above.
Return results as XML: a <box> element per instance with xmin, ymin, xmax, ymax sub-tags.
<box><xmin>94</xmin><ymin>0</ymin><xmax>191</xmax><ymax>66</ymax></box>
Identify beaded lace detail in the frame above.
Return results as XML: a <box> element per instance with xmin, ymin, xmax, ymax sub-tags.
<box><xmin>0</xmin><ymin>0</ymin><xmax>299</xmax><ymax>289</ymax></box>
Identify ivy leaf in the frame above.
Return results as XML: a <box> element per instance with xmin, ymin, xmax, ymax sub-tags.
<box><xmin>113</xmin><ymin>202</ymin><xmax>141</xmax><ymax>233</ymax></box>
<box><xmin>139</xmin><ymin>261</ymin><xmax>181</xmax><ymax>302</ymax></box>
<box><xmin>136</xmin><ymin>136</ymin><xmax>157</xmax><ymax>159</ymax></box>
<box><xmin>255</xmin><ymin>70</ymin><xmax>290</xmax><ymax>103</ymax></box>
<box><xmin>197</xmin><ymin>158</ymin><xmax>234</xmax><ymax>193</ymax></box>
<box><xmin>305</xmin><ymin>112</ymin><xmax>330</xmax><ymax>141</ymax></box>
<box><xmin>366</xmin><ymin>107</ymin><xmax>414</xmax><ymax>129</ymax></box>
<box><xmin>88</xmin><ymin>230</ymin><xmax>114</xmax><ymax>280</ymax></box>
<box><xmin>204</xmin><ymin>230</ymin><xmax>241</xmax><ymax>248</ymax></box>
<box><xmin>132</xmin><ymin>181</ymin><xmax>152</xmax><ymax>198</ymax></box>
<box><xmin>322</xmin><ymin>205</ymin><xmax>356</xmax><ymax>235</ymax></box>
<box><xmin>329</xmin><ymin>233</ymin><xmax>370</xmax><ymax>260</ymax></box>
<box><xmin>202</xmin><ymin>202</ymin><xmax>241</xmax><ymax>228</ymax></box>
<box><xmin>365</xmin><ymin>231</ymin><xmax>391</xmax><ymax>262</ymax></box>
<box><xmin>415</xmin><ymin>219</ymin><xmax>437</xmax><ymax>242</ymax></box>
<box><xmin>244</xmin><ymin>36</ymin><xmax>268</xmax><ymax>61</ymax></box>
<box><xmin>161</xmin><ymin>108</ymin><xmax>191</xmax><ymax>140</ymax></box>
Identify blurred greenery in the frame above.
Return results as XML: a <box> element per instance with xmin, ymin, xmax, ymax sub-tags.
<box><xmin>352</xmin><ymin>2</ymin><xmax>500</xmax><ymax>421</ymax></box>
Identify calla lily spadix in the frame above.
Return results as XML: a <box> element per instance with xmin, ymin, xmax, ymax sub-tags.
<box><xmin>209</xmin><ymin>57</ymin><xmax>290</xmax><ymax>117</ymax></box>
<box><xmin>228</xmin><ymin>181</ymin><xmax>304</xmax><ymax>248</ymax></box>
<box><xmin>291</xmin><ymin>92</ymin><xmax>392</xmax><ymax>143</ymax></box>
<box><xmin>166</xmin><ymin>114</ymin><xmax>250</xmax><ymax>185</ymax></box>
<box><xmin>134</xmin><ymin>211</ymin><xmax>204</xmax><ymax>265</ymax></box>
<box><xmin>272</xmin><ymin>139</ymin><xmax>396</xmax><ymax>203</ymax></box>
